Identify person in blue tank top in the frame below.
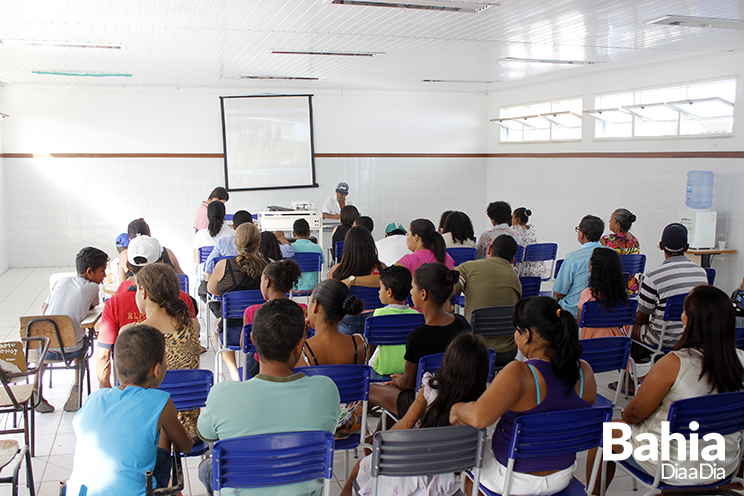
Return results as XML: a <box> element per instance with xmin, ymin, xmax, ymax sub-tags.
<box><xmin>450</xmin><ymin>296</ymin><xmax>597</xmax><ymax>496</ymax></box>
<box><xmin>66</xmin><ymin>325</ymin><xmax>193</xmax><ymax>496</ymax></box>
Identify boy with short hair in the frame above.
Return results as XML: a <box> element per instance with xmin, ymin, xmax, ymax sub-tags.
<box><xmin>198</xmin><ymin>298</ymin><xmax>339</xmax><ymax>495</ymax></box>
<box><xmin>290</xmin><ymin>218</ymin><xmax>325</xmax><ymax>292</ymax></box>
<box><xmin>370</xmin><ymin>266</ymin><xmax>420</xmax><ymax>376</ymax></box>
<box><xmin>66</xmin><ymin>325</ymin><xmax>192</xmax><ymax>496</ymax></box>
<box><xmin>40</xmin><ymin>246</ymin><xmax>108</xmax><ymax>412</ymax></box>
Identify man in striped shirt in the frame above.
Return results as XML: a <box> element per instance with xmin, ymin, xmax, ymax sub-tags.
<box><xmin>630</xmin><ymin>223</ymin><xmax>708</xmax><ymax>361</ymax></box>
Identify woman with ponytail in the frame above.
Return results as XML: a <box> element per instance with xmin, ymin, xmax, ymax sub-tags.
<box><xmin>208</xmin><ymin>222</ymin><xmax>268</xmax><ymax>380</ymax></box>
<box><xmin>396</xmin><ymin>219</ymin><xmax>455</xmax><ymax>274</ymax></box>
<box><xmin>128</xmin><ymin>263</ymin><xmax>201</xmax><ymax>443</ymax></box>
<box><xmin>450</xmin><ymin>296</ymin><xmax>597</xmax><ymax>496</ymax></box>
<box><xmin>193</xmin><ymin>200</ymin><xmax>232</xmax><ymax>261</ymax></box>
<box><xmin>369</xmin><ymin>263</ymin><xmax>470</xmax><ymax>418</ymax></box>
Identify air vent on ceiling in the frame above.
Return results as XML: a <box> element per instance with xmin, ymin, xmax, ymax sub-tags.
<box><xmin>32</xmin><ymin>71</ymin><xmax>132</xmax><ymax>77</ymax></box>
<box><xmin>421</xmin><ymin>79</ymin><xmax>498</xmax><ymax>83</ymax></box>
<box><xmin>240</xmin><ymin>76</ymin><xmax>319</xmax><ymax>80</ymax></box>
<box><xmin>500</xmin><ymin>57</ymin><xmax>601</xmax><ymax>65</ymax></box>
<box><xmin>647</xmin><ymin>15</ymin><xmax>744</xmax><ymax>30</ymax></box>
<box><xmin>1</xmin><ymin>39</ymin><xmax>125</xmax><ymax>49</ymax></box>
<box><xmin>272</xmin><ymin>50</ymin><xmax>382</xmax><ymax>57</ymax></box>
<box><xmin>329</xmin><ymin>0</ymin><xmax>495</xmax><ymax>13</ymax></box>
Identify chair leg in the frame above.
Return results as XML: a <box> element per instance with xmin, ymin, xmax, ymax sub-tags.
<box><xmin>345</xmin><ymin>450</ymin><xmax>350</xmax><ymax>479</ymax></box>
<box><xmin>24</xmin><ymin>406</ymin><xmax>33</xmax><ymax>458</ymax></box>
<box><xmin>25</xmin><ymin>446</ymin><xmax>35</xmax><ymax>496</ymax></box>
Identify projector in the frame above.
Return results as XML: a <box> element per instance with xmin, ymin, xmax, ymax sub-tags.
<box><xmin>291</xmin><ymin>201</ymin><xmax>314</xmax><ymax>210</ymax></box>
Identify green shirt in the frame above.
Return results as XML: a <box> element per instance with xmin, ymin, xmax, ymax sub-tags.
<box><xmin>371</xmin><ymin>304</ymin><xmax>421</xmax><ymax>375</ymax></box>
<box><xmin>291</xmin><ymin>239</ymin><xmax>325</xmax><ymax>291</ymax></box>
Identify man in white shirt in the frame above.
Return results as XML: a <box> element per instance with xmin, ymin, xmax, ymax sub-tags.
<box><xmin>322</xmin><ymin>182</ymin><xmax>354</xmax><ymax>219</ymax></box>
<box><xmin>376</xmin><ymin>222</ymin><xmax>412</xmax><ymax>267</ymax></box>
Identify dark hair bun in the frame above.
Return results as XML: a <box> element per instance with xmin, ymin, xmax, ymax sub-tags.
<box><xmin>630</xmin><ymin>214</ymin><xmax>637</xmax><ymax>223</ymax></box>
<box><xmin>445</xmin><ymin>269</ymin><xmax>460</xmax><ymax>286</ymax></box>
<box><xmin>525</xmin><ymin>209</ymin><xmax>532</xmax><ymax>217</ymax></box>
<box><xmin>342</xmin><ymin>294</ymin><xmax>364</xmax><ymax>316</ymax></box>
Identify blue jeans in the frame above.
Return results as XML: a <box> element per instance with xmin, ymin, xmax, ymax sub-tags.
<box><xmin>198</xmin><ymin>458</ymin><xmax>213</xmax><ymax>495</ymax></box>
<box><xmin>337</xmin><ymin>313</ymin><xmax>370</xmax><ymax>336</ymax></box>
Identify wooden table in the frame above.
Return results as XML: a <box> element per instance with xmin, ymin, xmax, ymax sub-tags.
<box><xmin>687</xmin><ymin>248</ymin><xmax>736</xmax><ymax>268</ymax></box>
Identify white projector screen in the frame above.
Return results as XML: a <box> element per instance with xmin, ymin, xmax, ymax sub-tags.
<box><xmin>220</xmin><ymin>94</ymin><xmax>317</xmax><ymax>191</ymax></box>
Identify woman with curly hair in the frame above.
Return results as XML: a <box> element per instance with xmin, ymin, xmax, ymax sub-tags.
<box><xmin>577</xmin><ymin>247</ymin><xmax>628</xmax><ymax>338</ymax></box>
<box><xmin>441</xmin><ymin>211</ymin><xmax>476</xmax><ymax>249</ymax></box>
<box><xmin>208</xmin><ymin>222</ymin><xmax>268</xmax><ymax>380</ymax></box>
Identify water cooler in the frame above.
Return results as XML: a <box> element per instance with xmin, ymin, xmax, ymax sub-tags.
<box><xmin>679</xmin><ymin>171</ymin><xmax>716</xmax><ymax>249</ymax></box>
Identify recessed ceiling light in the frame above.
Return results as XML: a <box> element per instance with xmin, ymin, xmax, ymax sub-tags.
<box><xmin>272</xmin><ymin>50</ymin><xmax>382</xmax><ymax>57</ymax></box>
<box><xmin>421</xmin><ymin>79</ymin><xmax>498</xmax><ymax>83</ymax></box>
<box><xmin>328</xmin><ymin>0</ymin><xmax>496</xmax><ymax>13</ymax></box>
<box><xmin>32</xmin><ymin>71</ymin><xmax>132</xmax><ymax>77</ymax></box>
<box><xmin>500</xmin><ymin>57</ymin><xmax>601</xmax><ymax>65</ymax></box>
<box><xmin>1</xmin><ymin>40</ymin><xmax>125</xmax><ymax>49</ymax></box>
<box><xmin>647</xmin><ymin>15</ymin><xmax>744</xmax><ymax>30</ymax></box>
<box><xmin>240</xmin><ymin>75</ymin><xmax>320</xmax><ymax>81</ymax></box>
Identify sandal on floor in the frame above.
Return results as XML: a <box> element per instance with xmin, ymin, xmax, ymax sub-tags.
<box><xmin>608</xmin><ymin>381</ymin><xmax>636</xmax><ymax>396</ymax></box>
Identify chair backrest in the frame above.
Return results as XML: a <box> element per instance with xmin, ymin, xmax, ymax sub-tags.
<box><xmin>20</xmin><ymin>315</ymin><xmax>76</xmax><ymax>349</ymax></box>
<box><xmin>350</xmin><ymin>286</ymin><xmax>384</xmax><ymax>311</ymax></box>
<box><xmin>158</xmin><ymin>369</ymin><xmax>213</xmax><ymax>411</ymax></box>
<box><xmin>554</xmin><ymin>259</ymin><xmax>564</xmax><ymax>279</ymax></box>
<box><xmin>662</xmin><ymin>293</ymin><xmax>687</xmax><ymax>322</ymax></box>
<box><xmin>364</xmin><ymin>314</ymin><xmax>426</xmax><ymax>346</ymax></box>
<box><xmin>523</xmin><ymin>243</ymin><xmax>558</xmax><ymax>263</ymax></box>
<box><xmin>579</xmin><ymin>336</ymin><xmax>632</xmax><ymax>373</ymax></box>
<box><xmin>198</xmin><ymin>246</ymin><xmax>214</xmax><ymax>263</ymax></box>
<box><xmin>470</xmin><ymin>306</ymin><xmax>514</xmax><ymax>339</ymax></box>
<box><xmin>296</xmin><ymin>364</ymin><xmax>371</xmax><ymax>403</ymax></box>
<box><xmin>177</xmin><ymin>274</ymin><xmax>189</xmax><ymax>293</ymax></box>
<box><xmin>704</xmin><ymin>267</ymin><xmax>716</xmax><ymax>285</ymax></box>
<box><xmin>241</xmin><ymin>324</ymin><xmax>255</xmax><ymax>353</ymax></box>
<box><xmin>221</xmin><ymin>290</ymin><xmax>265</xmax><ymax>321</ymax></box>
<box><xmin>512</xmin><ymin>245</ymin><xmax>524</xmax><ymax>265</ymax></box>
<box><xmin>618</xmin><ymin>254</ymin><xmax>646</xmax><ymax>277</ymax></box>
<box><xmin>736</xmin><ymin>327</ymin><xmax>744</xmax><ymax>350</ymax></box>
<box><xmin>578</xmin><ymin>299</ymin><xmax>639</xmax><ymax>329</ymax></box>
<box><xmin>518</xmin><ymin>276</ymin><xmax>541</xmax><ymax>298</ymax></box>
<box><xmin>291</xmin><ymin>252</ymin><xmax>323</xmax><ymax>273</ymax></box>
<box><xmin>211</xmin><ymin>431</ymin><xmax>334</xmax><ymax>493</ymax></box>
<box><xmin>446</xmin><ymin>247</ymin><xmax>477</xmax><ymax>267</ymax></box>
<box><xmin>335</xmin><ymin>241</ymin><xmax>344</xmax><ymax>260</ymax></box>
<box><xmin>667</xmin><ymin>391</ymin><xmax>744</xmax><ymax>437</ymax></box>
<box><xmin>0</xmin><ymin>342</ymin><xmax>27</xmax><ymax>374</ymax></box>
<box><xmin>416</xmin><ymin>349</ymin><xmax>498</xmax><ymax>390</ymax></box>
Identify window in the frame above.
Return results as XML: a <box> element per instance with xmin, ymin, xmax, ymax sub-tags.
<box><xmin>589</xmin><ymin>79</ymin><xmax>736</xmax><ymax>139</ymax></box>
<box><xmin>495</xmin><ymin>97</ymin><xmax>582</xmax><ymax>142</ymax></box>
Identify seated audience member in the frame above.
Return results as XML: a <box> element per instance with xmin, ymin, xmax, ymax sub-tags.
<box><xmin>370</xmin><ymin>266</ymin><xmax>420</xmax><ymax>376</ymax></box>
<box><xmin>97</xmin><ymin>236</ymin><xmax>196</xmax><ymax>388</ymax></box>
<box><xmin>329</xmin><ymin>226</ymin><xmax>386</xmax><ymax>334</ymax></box>
<box><xmin>332</xmin><ymin>205</ymin><xmax>360</xmax><ymax>251</ymax></box>
<box><xmin>194</xmin><ymin>186</ymin><xmax>229</xmax><ymax>231</ymax></box>
<box><xmin>67</xmin><ymin>325</ymin><xmax>192</xmax><ymax>496</ymax></box>
<box><xmin>369</xmin><ymin>263</ymin><xmax>470</xmax><ymax>418</ymax></box>
<box><xmin>119</xmin><ymin>218</ymin><xmax>185</xmax><ymax>285</ymax></box>
<box><xmin>630</xmin><ymin>223</ymin><xmax>708</xmax><ymax>360</ymax></box>
<box><xmin>39</xmin><ymin>247</ymin><xmax>108</xmax><ymax>413</ymax></box>
<box><xmin>453</xmin><ymin>234</ymin><xmax>521</xmax><ymax>365</ymax></box>
<box><xmin>193</xmin><ymin>201</ymin><xmax>232</xmax><ymax>262</ymax></box>
<box><xmin>438</xmin><ymin>210</ymin><xmax>454</xmax><ymax>233</ymax></box>
<box><xmin>553</xmin><ymin>215</ymin><xmax>605</xmax><ymax>319</ymax></box>
<box><xmin>601</xmin><ymin>208</ymin><xmax>641</xmax><ymax>293</ymax></box>
<box><xmin>323</xmin><ymin>181</ymin><xmax>353</xmax><ymax>220</ymax></box>
<box><xmin>342</xmin><ymin>333</ymin><xmax>490</xmax><ymax>496</ymax></box>
<box><xmin>577</xmin><ymin>248</ymin><xmax>628</xmax><ymax>338</ymax></box>
<box><xmin>126</xmin><ymin>263</ymin><xmax>201</xmax><ymax>443</ymax></box>
<box><xmin>115</xmin><ymin>233</ymin><xmax>129</xmax><ymax>254</ymax></box>
<box><xmin>589</xmin><ymin>285</ymin><xmax>744</xmax><ymax>493</ymax></box>
<box><xmin>375</xmin><ymin>222</ymin><xmax>412</xmax><ymax>268</ymax></box>
<box><xmin>197</xmin><ymin>299</ymin><xmax>340</xmax><ymax>495</ymax></box>
<box><xmin>258</xmin><ymin>230</ymin><xmax>294</xmax><ymax>261</ymax></box>
<box><xmin>208</xmin><ymin>223</ymin><xmax>268</xmax><ymax>381</ymax></box>
<box><xmin>476</xmin><ymin>201</ymin><xmax>523</xmax><ymax>259</ymax></box>
<box><xmin>202</xmin><ymin>210</ymin><xmax>253</xmax><ymax>279</ymax></box>
<box><xmin>396</xmin><ymin>219</ymin><xmax>455</xmax><ymax>273</ymax></box>
<box><xmin>511</xmin><ymin>207</ymin><xmax>544</xmax><ymax>277</ymax></box>
<box><xmin>353</xmin><ymin>215</ymin><xmax>374</xmax><ymax>233</ymax></box>
<box><xmin>290</xmin><ymin>218</ymin><xmax>325</xmax><ymax>292</ymax></box>
<box><xmin>442</xmin><ymin>210</ymin><xmax>476</xmax><ymax>249</ymax></box>
<box><xmin>731</xmin><ymin>275</ymin><xmax>744</xmax><ymax>327</ymax></box>
<box><xmin>450</xmin><ymin>297</ymin><xmax>597</xmax><ymax>496</ymax></box>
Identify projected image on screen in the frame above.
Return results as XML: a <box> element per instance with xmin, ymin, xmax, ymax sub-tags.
<box><xmin>220</xmin><ymin>94</ymin><xmax>317</xmax><ymax>191</ymax></box>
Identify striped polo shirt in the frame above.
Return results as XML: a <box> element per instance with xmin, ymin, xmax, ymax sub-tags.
<box><xmin>638</xmin><ymin>256</ymin><xmax>708</xmax><ymax>348</ymax></box>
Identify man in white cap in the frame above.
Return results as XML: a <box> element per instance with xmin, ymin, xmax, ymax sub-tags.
<box><xmin>322</xmin><ymin>182</ymin><xmax>354</xmax><ymax>220</ymax></box>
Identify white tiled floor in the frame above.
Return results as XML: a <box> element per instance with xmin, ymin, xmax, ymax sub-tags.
<box><xmin>0</xmin><ymin>267</ymin><xmax>728</xmax><ymax>495</ymax></box>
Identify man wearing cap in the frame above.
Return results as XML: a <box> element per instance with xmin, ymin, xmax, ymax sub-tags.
<box><xmin>322</xmin><ymin>182</ymin><xmax>354</xmax><ymax>220</ymax></box>
<box><xmin>630</xmin><ymin>223</ymin><xmax>708</xmax><ymax>360</ymax></box>
<box><xmin>375</xmin><ymin>222</ymin><xmax>413</xmax><ymax>267</ymax></box>
<box><xmin>95</xmin><ymin>236</ymin><xmax>197</xmax><ymax>388</ymax></box>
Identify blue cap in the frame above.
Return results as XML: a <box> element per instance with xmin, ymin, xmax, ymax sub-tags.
<box><xmin>336</xmin><ymin>182</ymin><xmax>349</xmax><ymax>195</ymax></box>
<box><xmin>115</xmin><ymin>233</ymin><xmax>130</xmax><ymax>248</ymax></box>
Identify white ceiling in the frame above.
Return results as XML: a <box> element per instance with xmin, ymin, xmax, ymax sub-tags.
<box><xmin>0</xmin><ymin>0</ymin><xmax>742</xmax><ymax>92</ymax></box>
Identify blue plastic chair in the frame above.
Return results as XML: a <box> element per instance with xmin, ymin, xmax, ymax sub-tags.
<box><xmin>705</xmin><ymin>267</ymin><xmax>716</xmax><ymax>285</ymax></box>
<box><xmin>446</xmin><ymin>247</ymin><xmax>477</xmax><ymax>267</ymax></box>
<box><xmin>470</xmin><ymin>407</ymin><xmax>612</xmax><ymax>496</ymax></box>
<box><xmin>350</xmin><ymin>286</ymin><xmax>384</xmax><ymax>311</ymax></box>
<box><xmin>290</xmin><ymin>252</ymin><xmax>323</xmax><ymax>297</ymax></box>
<box><xmin>216</xmin><ymin>290</ymin><xmax>265</xmax><ymax>381</ymax></box>
<box><xmin>522</xmin><ymin>243</ymin><xmax>558</xmax><ymax>280</ymax></box>
<box><xmin>580</xmin><ymin>336</ymin><xmax>633</xmax><ymax>406</ymax></box>
<box><xmin>540</xmin><ymin>259</ymin><xmax>565</xmax><ymax>296</ymax></box>
<box><xmin>634</xmin><ymin>293</ymin><xmax>687</xmax><ymax>361</ymax></box>
<box><xmin>511</xmin><ymin>245</ymin><xmax>524</xmax><ymax>266</ymax></box>
<box><xmin>615</xmin><ymin>391</ymin><xmax>744</xmax><ymax>496</ymax></box>
<box><xmin>211</xmin><ymin>430</ymin><xmax>334</xmax><ymax>496</ymax></box>
<box><xmin>577</xmin><ymin>299</ymin><xmax>639</xmax><ymax>338</ymax></box>
<box><xmin>736</xmin><ymin>327</ymin><xmax>744</xmax><ymax>350</ymax></box>
<box><xmin>335</xmin><ymin>241</ymin><xmax>344</xmax><ymax>262</ymax></box>
<box><xmin>158</xmin><ymin>369</ymin><xmax>213</xmax><ymax>457</ymax></box>
<box><xmin>364</xmin><ymin>313</ymin><xmax>426</xmax><ymax>382</ymax></box>
<box><xmin>240</xmin><ymin>323</ymin><xmax>256</xmax><ymax>381</ymax></box>
<box><xmin>618</xmin><ymin>254</ymin><xmax>646</xmax><ymax>278</ymax></box>
<box><xmin>198</xmin><ymin>246</ymin><xmax>213</xmax><ymax>263</ymax></box>
<box><xmin>203</xmin><ymin>256</ymin><xmax>235</xmax><ymax>338</ymax></box>
<box><xmin>296</xmin><ymin>364</ymin><xmax>371</xmax><ymax>478</ymax></box>
<box><xmin>177</xmin><ymin>274</ymin><xmax>189</xmax><ymax>293</ymax></box>
<box><xmin>518</xmin><ymin>276</ymin><xmax>541</xmax><ymax>298</ymax></box>
<box><xmin>415</xmin><ymin>349</ymin><xmax>498</xmax><ymax>390</ymax></box>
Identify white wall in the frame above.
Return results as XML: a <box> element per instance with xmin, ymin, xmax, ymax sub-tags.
<box><xmin>0</xmin><ymin>123</ymin><xmax>7</xmax><ymax>274</ymax></box>
<box><xmin>485</xmin><ymin>50</ymin><xmax>744</xmax><ymax>294</ymax></box>
<box><xmin>0</xmin><ymin>86</ymin><xmax>489</xmax><ymax>268</ymax></box>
